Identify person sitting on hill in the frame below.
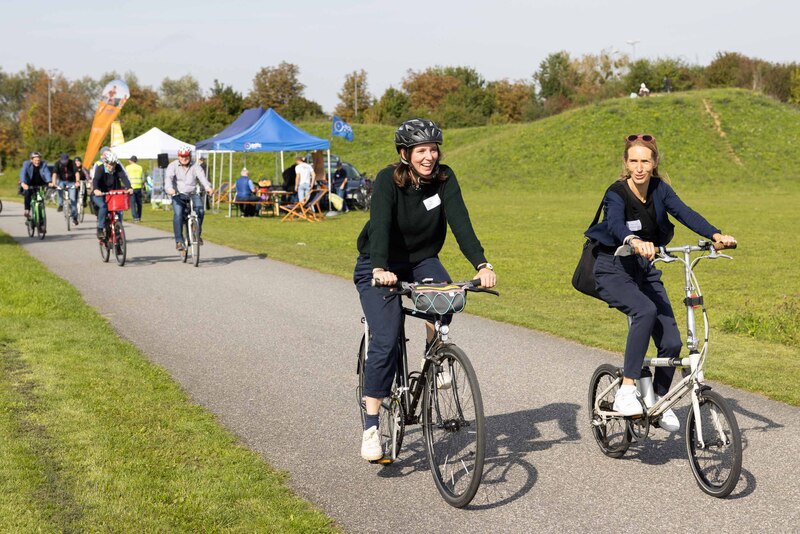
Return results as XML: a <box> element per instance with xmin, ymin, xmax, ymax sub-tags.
<box><xmin>234</xmin><ymin>168</ymin><xmax>260</xmax><ymax>217</ymax></box>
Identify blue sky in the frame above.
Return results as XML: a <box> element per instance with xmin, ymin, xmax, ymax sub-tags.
<box><xmin>2</xmin><ymin>0</ymin><xmax>796</xmax><ymax>113</ymax></box>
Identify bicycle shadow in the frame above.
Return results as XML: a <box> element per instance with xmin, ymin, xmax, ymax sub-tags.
<box><xmin>123</xmin><ymin>253</ymin><xmax>262</xmax><ymax>267</ymax></box>
<box><xmin>374</xmin><ymin>402</ymin><xmax>581</xmax><ymax>509</ymax></box>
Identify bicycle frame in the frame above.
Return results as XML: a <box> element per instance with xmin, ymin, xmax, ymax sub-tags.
<box><xmin>593</xmin><ymin>240</ymin><xmax>734</xmax><ymax>446</ymax></box>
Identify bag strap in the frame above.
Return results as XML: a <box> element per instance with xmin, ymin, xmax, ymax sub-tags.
<box><xmin>588</xmin><ymin>199</ymin><xmax>604</xmax><ymax>228</ymax></box>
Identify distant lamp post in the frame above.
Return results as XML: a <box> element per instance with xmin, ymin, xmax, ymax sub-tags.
<box><xmin>626</xmin><ymin>39</ymin><xmax>641</xmax><ymax>61</ymax></box>
<box><xmin>47</xmin><ymin>70</ymin><xmax>57</xmax><ymax>136</ymax></box>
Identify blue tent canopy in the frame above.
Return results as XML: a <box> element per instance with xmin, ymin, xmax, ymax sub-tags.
<box><xmin>194</xmin><ymin>107</ymin><xmax>266</xmax><ymax>150</ymax></box>
<box><xmin>211</xmin><ymin>108</ymin><xmax>329</xmax><ymax>152</ymax></box>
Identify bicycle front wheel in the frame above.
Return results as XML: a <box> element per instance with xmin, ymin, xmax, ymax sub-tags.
<box><xmin>64</xmin><ymin>201</ymin><xmax>71</xmax><ymax>231</ymax></box>
<box><xmin>181</xmin><ymin>221</ymin><xmax>189</xmax><ymax>263</ymax></box>
<box><xmin>114</xmin><ymin>221</ymin><xmax>126</xmax><ymax>266</ymax></box>
<box><xmin>77</xmin><ymin>190</ymin><xmax>85</xmax><ymax>223</ymax></box>
<box><xmin>588</xmin><ymin>364</ymin><xmax>631</xmax><ymax>458</ymax></box>
<box><xmin>685</xmin><ymin>389</ymin><xmax>742</xmax><ymax>498</ymax></box>
<box><xmin>37</xmin><ymin>204</ymin><xmax>46</xmax><ymax>240</ymax></box>
<box><xmin>99</xmin><ymin>230</ymin><xmax>110</xmax><ymax>263</ymax></box>
<box><xmin>422</xmin><ymin>344</ymin><xmax>485</xmax><ymax>508</ymax></box>
<box><xmin>189</xmin><ymin>218</ymin><xmax>200</xmax><ymax>267</ymax></box>
<box><xmin>26</xmin><ymin>214</ymin><xmax>34</xmax><ymax>237</ymax></box>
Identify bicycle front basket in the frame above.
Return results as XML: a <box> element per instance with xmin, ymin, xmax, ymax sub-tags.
<box><xmin>411</xmin><ymin>284</ymin><xmax>467</xmax><ymax>315</ymax></box>
<box><xmin>107</xmin><ymin>190</ymin><xmax>130</xmax><ymax>212</ymax></box>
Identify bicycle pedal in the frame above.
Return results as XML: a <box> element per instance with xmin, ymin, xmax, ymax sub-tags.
<box><xmin>370</xmin><ymin>457</ymin><xmax>393</xmax><ymax>465</ymax></box>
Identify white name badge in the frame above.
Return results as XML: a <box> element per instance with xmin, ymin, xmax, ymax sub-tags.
<box><xmin>423</xmin><ymin>194</ymin><xmax>441</xmax><ymax>211</ymax></box>
<box><xmin>626</xmin><ymin>219</ymin><xmax>643</xmax><ymax>231</ymax></box>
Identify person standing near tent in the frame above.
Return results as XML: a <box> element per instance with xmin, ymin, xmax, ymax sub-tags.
<box><xmin>294</xmin><ymin>155</ymin><xmax>315</xmax><ymax>203</ymax></box>
<box><xmin>165</xmin><ymin>145</ymin><xmax>214</xmax><ymax>251</ymax></box>
<box><xmin>125</xmin><ymin>155</ymin><xmax>144</xmax><ymax>222</ymax></box>
<box><xmin>332</xmin><ymin>161</ymin><xmax>349</xmax><ymax>212</ymax></box>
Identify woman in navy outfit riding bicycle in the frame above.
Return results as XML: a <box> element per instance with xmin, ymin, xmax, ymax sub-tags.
<box><xmin>353</xmin><ymin>118</ymin><xmax>497</xmax><ymax>461</ymax></box>
<box><xmin>585</xmin><ymin>134</ymin><xmax>736</xmax><ymax>431</ymax></box>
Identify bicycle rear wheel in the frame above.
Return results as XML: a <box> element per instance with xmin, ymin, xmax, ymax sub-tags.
<box><xmin>189</xmin><ymin>218</ymin><xmax>200</xmax><ymax>267</ymax></box>
<box><xmin>588</xmin><ymin>364</ymin><xmax>631</xmax><ymax>458</ymax></box>
<box><xmin>685</xmin><ymin>389</ymin><xmax>742</xmax><ymax>498</ymax></box>
<box><xmin>181</xmin><ymin>221</ymin><xmax>189</xmax><ymax>263</ymax></box>
<box><xmin>114</xmin><ymin>220</ymin><xmax>126</xmax><ymax>266</ymax></box>
<box><xmin>356</xmin><ymin>334</ymin><xmax>405</xmax><ymax>463</ymax></box>
<box><xmin>422</xmin><ymin>344</ymin><xmax>485</xmax><ymax>508</ymax></box>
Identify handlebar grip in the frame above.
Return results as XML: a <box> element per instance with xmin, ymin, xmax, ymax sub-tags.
<box><xmin>714</xmin><ymin>242</ymin><xmax>737</xmax><ymax>251</ymax></box>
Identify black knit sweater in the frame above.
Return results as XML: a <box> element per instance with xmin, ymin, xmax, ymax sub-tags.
<box><xmin>357</xmin><ymin>164</ymin><xmax>487</xmax><ymax>270</ymax></box>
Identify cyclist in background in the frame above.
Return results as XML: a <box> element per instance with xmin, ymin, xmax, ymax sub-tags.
<box><xmin>75</xmin><ymin>156</ymin><xmax>94</xmax><ymax>215</ymax></box>
<box><xmin>92</xmin><ymin>149</ymin><xmax>133</xmax><ymax>240</ymax></box>
<box><xmin>353</xmin><ymin>118</ymin><xmax>496</xmax><ymax>461</ymax></box>
<box><xmin>165</xmin><ymin>145</ymin><xmax>214</xmax><ymax>251</ymax></box>
<box><xmin>19</xmin><ymin>151</ymin><xmax>52</xmax><ymax>219</ymax></box>
<box><xmin>52</xmin><ymin>152</ymin><xmax>80</xmax><ymax>226</ymax></box>
<box><xmin>125</xmin><ymin>155</ymin><xmax>144</xmax><ymax>222</ymax></box>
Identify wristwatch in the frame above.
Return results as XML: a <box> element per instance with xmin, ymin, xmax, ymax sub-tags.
<box><xmin>477</xmin><ymin>262</ymin><xmax>494</xmax><ymax>271</ymax></box>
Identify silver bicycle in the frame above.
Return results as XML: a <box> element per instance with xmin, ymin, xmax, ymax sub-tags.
<box><xmin>588</xmin><ymin>240</ymin><xmax>742</xmax><ymax>498</ymax></box>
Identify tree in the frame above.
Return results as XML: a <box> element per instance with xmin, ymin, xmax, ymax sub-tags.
<box><xmin>366</xmin><ymin>86</ymin><xmax>410</xmax><ymax>125</ymax></box>
<box><xmin>488</xmin><ymin>79</ymin><xmax>535</xmax><ymax>123</ymax></box>
<box><xmin>334</xmin><ymin>70</ymin><xmax>373</xmax><ymax>122</ymax></box>
<box><xmin>249</xmin><ymin>61</ymin><xmax>306</xmax><ymax>112</ymax></box>
<box><xmin>282</xmin><ymin>96</ymin><xmax>325</xmax><ymax>121</ymax></box>
<box><xmin>534</xmin><ymin>51</ymin><xmax>579</xmax><ymax>100</ymax></box>
<box><xmin>210</xmin><ymin>79</ymin><xmax>244</xmax><ymax>116</ymax></box>
<box><xmin>402</xmin><ymin>68</ymin><xmax>462</xmax><ymax>113</ymax></box>
<box><xmin>705</xmin><ymin>52</ymin><xmax>754</xmax><ymax>88</ymax></box>
<box><xmin>159</xmin><ymin>75</ymin><xmax>202</xmax><ymax>109</ymax></box>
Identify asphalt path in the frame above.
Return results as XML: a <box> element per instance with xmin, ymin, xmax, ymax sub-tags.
<box><xmin>1</xmin><ymin>201</ymin><xmax>798</xmax><ymax>533</ymax></box>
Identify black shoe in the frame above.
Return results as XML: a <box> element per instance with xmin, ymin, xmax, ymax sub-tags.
<box><xmin>57</xmin><ymin>206</ymin><xmax>63</xmax><ymax>212</ymax></box>
<box><xmin>198</xmin><ymin>238</ymin><xmax>204</xmax><ymax>246</ymax></box>
<box><xmin>24</xmin><ymin>211</ymin><xmax>30</xmax><ymax>219</ymax></box>
<box><xmin>72</xmin><ymin>218</ymin><xmax>79</xmax><ymax>226</ymax></box>
<box><xmin>96</xmin><ymin>228</ymin><xmax>105</xmax><ymax>239</ymax></box>
<box><xmin>176</xmin><ymin>242</ymin><xmax>186</xmax><ymax>252</ymax></box>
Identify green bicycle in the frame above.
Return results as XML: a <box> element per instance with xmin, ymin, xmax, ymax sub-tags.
<box><xmin>25</xmin><ymin>186</ymin><xmax>48</xmax><ymax>240</ymax></box>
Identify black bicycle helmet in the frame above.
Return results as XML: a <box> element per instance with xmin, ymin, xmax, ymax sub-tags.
<box><xmin>394</xmin><ymin>118</ymin><xmax>443</xmax><ymax>154</ymax></box>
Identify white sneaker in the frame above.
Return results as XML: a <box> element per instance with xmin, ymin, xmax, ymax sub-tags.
<box><xmin>361</xmin><ymin>426</ymin><xmax>382</xmax><ymax>461</ymax></box>
<box><xmin>654</xmin><ymin>396</ymin><xmax>680</xmax><ymax>432</ymax></box>
<box><xmin>421</xmin><ymin>358</ymin><xmax>452</xmax><ymax>390</ymax></box>
<box><xmin>613</xmin><ymin>385</ymin><xmax>643</xmax><ymax>416</ymax></box>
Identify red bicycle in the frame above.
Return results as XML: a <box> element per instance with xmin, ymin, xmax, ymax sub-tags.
<box><xmin>98</xmin><ymin>190</ymin><xmax>129</xmax><ymax>266</ymax></box>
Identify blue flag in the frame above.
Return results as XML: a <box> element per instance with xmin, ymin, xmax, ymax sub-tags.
<box><xmin>332</xmin><ymin>116</ymin><xmax>354</xmax><ymax>142</ymax></box>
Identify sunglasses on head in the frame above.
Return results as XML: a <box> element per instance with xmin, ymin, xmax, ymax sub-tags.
<box><xmin>625</xmin><ymin>134</ymin><xmax>655</xmax><ymax>143</ymax></box>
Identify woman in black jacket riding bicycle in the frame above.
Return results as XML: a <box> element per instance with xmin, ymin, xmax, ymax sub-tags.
<box><xmin>585</xmin><ymin>134</ymin><xmax>736</xmax><ymax>431</ymax></box>
<box><xmin>353</xmin><ymin>118</ymin><xmax>496</xmax><ymax>461</ymax></box>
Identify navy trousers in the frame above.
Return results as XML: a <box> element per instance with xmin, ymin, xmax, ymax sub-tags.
<box><xmin>354</xmin><ymin>255</ymin><xmax>451</xmax><ymax>399</ymax></box>
<box><xmin>594</xmin><ymin>251</ymin><xmax>681</xmax><ymax>396</ymax></box>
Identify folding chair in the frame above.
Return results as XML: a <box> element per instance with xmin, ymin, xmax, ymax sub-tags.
<box><xmin>304</xmin><ymin>189</ymin><xmax>328</xmax><ymax>221</ymax></box>
<box><xmin>280</xmin><ymin>189</ymin><xmax>326</xmax><ymax>222</ymax></box>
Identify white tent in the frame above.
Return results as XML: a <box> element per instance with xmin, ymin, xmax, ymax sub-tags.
<box><xmin>111</xmin><ymin>127</ymin><xmax>193</xmax><ymax>160</ymax></box>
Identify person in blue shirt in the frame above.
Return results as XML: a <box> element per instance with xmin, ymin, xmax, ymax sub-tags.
<box><xmin>585</xmin><ymin>134</ymin><xmax>737</xmax><ymax>431</ymax></box>
<box><xmin>19</xmin><ymin>151</ymin><xmax>52</xmax><ymax>219</ymax></box>
<box><xmin>234</xmin><ymin>168</ymin><xmax>261</xmax><ymax>217</ymax></box>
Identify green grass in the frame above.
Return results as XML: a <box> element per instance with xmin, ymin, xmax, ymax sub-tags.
<box><xmin>0</xmin><ymin>232</ymin><xmax>335</xmax><ymax>532</ymax></box>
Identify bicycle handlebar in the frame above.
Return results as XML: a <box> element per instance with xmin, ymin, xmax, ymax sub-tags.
<box><xmin>371</xmin><ymin>278</ymin><xmax>500</xmax><ymax>296</ymax></box>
